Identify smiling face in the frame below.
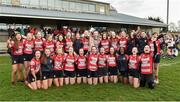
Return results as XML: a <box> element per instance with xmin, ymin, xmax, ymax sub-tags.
<box><xmin>57</xmin><ymin>48</ymin><xmax>63</xmax><ymax>55</ymax></box>
<box><xmin>91</xmin><ymin>46</ymin><xmax>97</xmax><ymax>54</ymax></box>
<box><xmin>68</xmin><ymin>47</ymin><xmax>74</xmax><ymax>54</ymax></box>
<box><xmin>100</xmin><ymin>47</ymin><xmax>105</xmax><ymax>54</ymax></box>
<box><xmin>45</xmin><ymin>49</ymin><xmax>51</xmax><ymax>57</ymax></box>
<box><xmin>79</xmin><ymin>48</ymin><xmax>84</xmax><ymax>56</ymax></box>
<box><xmin>35</xmin><ymin>51</ymin><xmax>41</xmax><ymax>59</ymax></box>
<box><xmin>144</xmin><ymin>45</ymin><xmax>150</xmax><ymax>53</ymax></box>
<box><xmin>110</xmin><ymin>47</ymin><xmax>115</xmax><ymax>55</ymax></box>
<box><xmin>58</xmin><ymin>35</ymin><xmax>63</xmax><ymax>41</ymax></box>
<box><xmin>132</xmin><ymin>47</ymin><xmax>138</xmax><ymax>55</ymax></box>
<box><xmin>27</xmin><ymin>33</ymin><xmax>33</xmax><ymax>41</ymax></box>
<box><xmin>36</xmin><ymin>32</ymin><xmax>42</xmax><ymax>39</ymax></box>
<box><xmin>119</xmin><ymin>47</ymin><xmax>125</xmax><ymax>54</ymax></box>
<box><xmin>16</xmin><ymin>33</ymin><xmax>22</xmax><ymax>41</ymax></box>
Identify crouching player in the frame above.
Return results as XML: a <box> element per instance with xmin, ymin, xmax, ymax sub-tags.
<box><xmin>128</xmin><ymin>47</ymin><xmax>140</xmax><ymax>88</ymax></box>
<box><xmin>76</xmin><ymin>48</ymin><xmax>87</xmax><ymax>84</ymax></box>
<box><xmin>27</xmin><ymin>50</ymin><xmax>41</xmax><ymax>90</ymax></box>
<box><xmin>87</xmin><ymin>46</ymin><xmax>98</xmax><ymax>85</ymax></box>
<box><xmin>139</xmin><ymin>45</ymin><xmax>155</xmax><ymax>89</ymax></box>
<box><xmin>98</xmin><ymin>47</ymin><xmax>108</xmax><ymax>84</ymax></box>
<box><xmin>52</xmin><ymin>48</ymin><xmax>65</xmax><ymax>87</ymax></box>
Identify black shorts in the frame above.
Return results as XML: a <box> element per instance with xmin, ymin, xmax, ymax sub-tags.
<box><xmin>120</xmin><ymin>70</ymin><xmax>129</xmax><ymax>77</ymax></box>
<box><xmin>23</xmin><ymin>54</ymin><xmax>34</xmax><ymax>61</ymax></box>
<box><xmin>41</xmin><ymin>71</ymin><xmax>53</xmax><ymax>80</ymax></box>
<box><xmin>87</xmin><ymin>70</ymin><xmax>98</xmax><ymax>78</ymax></box>
<box><xmin>140</xmin><ymin>74</ymin><xmax>154</xmax><ymax>83</ymax></box>
<box><xmin>129</xmin><ymin>69</ymin><xmax>140</xmax><ymax>78</ymax></box>
<box><xmin>64</xmin><ymin>70</ymin><xmax>75</xmax><ymax>78</ymax></box>
<box><xmin>77</xmin><ymin>69</ymin><xmax>87</xmax><ymax>77</ymax></box>
<box><xmin>154</xmin><ymin>54</ymin><xmax>161</xmax><ymax>63</ymax></box>
<box><xmin>52</xmin><ymin>70</ymin><xmax>64</xmax><ymax>78</ymax></box>
<box><xmin>11</xmin><ymin>55</ymin><xmax>24</xmax><ymax>64</ymax></box>
<box><xmin>108</xmin><ymin>67</ymin><xmax>118</xmax><ymax>76</ymax></box>
<box><xmin>27</xmin><ymin>71</ymin><xmax>41</xmax><ymax>83</ymax></box>
<box><xmin>98</xmin><ymin>67</ymin><xmax>108</xmax><ymax>77</ymax></box>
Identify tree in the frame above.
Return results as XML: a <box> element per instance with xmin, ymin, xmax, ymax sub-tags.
<box><xmin>169</xmin><ymin>22</ymin><xmax>176</xmax><ymax>32</ymax></box>
<box><xmin>147</xmin><ymin>17</ymin><xmax>164</xmax><ymax>23</ymax></box>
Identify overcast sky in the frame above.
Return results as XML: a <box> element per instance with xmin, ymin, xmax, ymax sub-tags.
<box><xmin>96</xmin><ymin>0</ymin><xmax>180</xmax><ymax>25</ymax></box>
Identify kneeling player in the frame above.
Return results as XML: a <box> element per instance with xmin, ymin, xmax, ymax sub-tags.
<box><xmin>128</xmin><ymin>47</ymin><xmax>140</xmax><ymax>88</ymax></box>
<box><xmin>27</xmin><ymin>50</ymin><xmax>41</xmax><ymax>90</ymax></box>
<box><xmin>139</xmin><ymin>45</ymin><xmax>155</xmax><ymax>89</ymax></box>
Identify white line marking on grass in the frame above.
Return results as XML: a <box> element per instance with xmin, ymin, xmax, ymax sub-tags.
<box><xmin>161</xmin><ymin>62</ymin><xmax>180</xmax><ymax>67</ymax></box>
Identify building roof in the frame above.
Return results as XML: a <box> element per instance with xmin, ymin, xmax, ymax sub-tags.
<box><xmin>0</xmin><ymin>5</ymin><xmax>167</xmax><ymax>27</ymax></box>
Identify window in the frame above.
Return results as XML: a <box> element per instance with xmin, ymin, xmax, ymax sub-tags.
<box><xmin>30</xmin><ymin>0</ymin><xmax>39</xmax><ymax>7</ymax></box>
<box><xmin>48</xmin><ymin>0</ymin><xmax>55</xmax><ymax>8</ymax></box>
<box><xmin>82</xmin><ymin>3</ymin><xmax>88</xmax><ymax>12</ymax></box>
<box><xmin>75</xmin><ymin>2</ymin><xmax>81</xmax><ymax>11</ymax></box>
<box><xmin>99</xmin><ymin>6</ymin><xmax>105</xmax><ymax>14</ymax></box>
<box><xmin>69</xmin><ymin>2</ymin><xmax>76</xmax><ymax>10</ymax></box>
<box><xmin>20</xmin><ymin>0</ymin><xmax>30</xmax><ymax>6</ymax></box>
<box><xmin>2</xmin><ymin>0</ymin><xmax>11</xmax><ymax>5</ymax></box>
<box><xmin>55</xmin><ymin>0</ymin><xmax>62</xmax><ymax>10</ymax></box>
<box><xmin>39</xmin><ymin>0</ymin><xmax>47</xmax><ymax>8</ymax></box>
<box><xmin>62</xmin><ymin>1</ymin><xmax>69</xmax><ymax>10</ymax></box>
<box><xmin>89</xmin><ymin>4</ymin><xmax>95</xmax><ymax>12</ymax></box>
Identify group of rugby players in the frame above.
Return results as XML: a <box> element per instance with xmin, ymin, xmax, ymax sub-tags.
<box><xmin>7</xmin><ymin>27</ymin><xmax>161</xmax><ymax>90</ymax></box>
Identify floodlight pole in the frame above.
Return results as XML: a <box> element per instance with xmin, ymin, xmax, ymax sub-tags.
<box><xmin>167</xmin><ymin>0</ymin><xmax>169</xmax><ymax>31</ymax></box>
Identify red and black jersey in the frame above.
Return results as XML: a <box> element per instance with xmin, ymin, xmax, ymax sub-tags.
<box><xmin>98</xmin><ymin>54</ymin><xmax>107</xmax><ymax>68</ymax></box>
<box><xmin>34</xmin><ymin>38</ymin><xmax>44</xmax><ymax>51</ymax></box>
<box><xmin>81</xmin><ymin>37</ymin><xmax>89</xmax><ymax>51</ymax></box>
<box><xmin>11</xmin><ymin>41</ymin><xmax>24</xmax><ymax>56</ymax></box>
<box><xmin>88</xmin><ymin>54</ymin><xmax>98</xmax><ymax>71</ymax></box>
<box><xmin>77</xmin><ymin>55</ymin><xmax>87</xmax><ymax>69</ymax></box>
<box><xmin>119</xmin><ymin>37</ymin><xmax>128</xmax><ymax>49</ymax></box>
<box><xmin>65</xmin><ymin>38</ymin><xmax>73</xmax><ymax>51</ymax></box>
<box><xmin>110</xmin><ymin>38</ymin><xmax>119</xmax><ymax>51</ymax></box>
<box><xmin>64</xmin><ymin>54</ymin><xmax>77</xmax><ymax>71</ymax></box>
<box><xmin>148</xmin><ymin>40</ymin><xmax>161</xmax><ymax>55</ymax></box>
<box><xmin>44</xmin><ymin>40</ymin><xmax>55</xmax><ymax>55</ymax></box>
<box><xmin>30</xmin><ymin>58</ymin><xmax>41</xmax><ymax>74</ymax></box>
<box><xmin>53</xmin><ymin>54</ymin><xmax>65</xmax><ymax>71</ymax></box>
<box><xmin>139</xmin><ymin>53</ymin><xmax>153</xmax><ymax>74</ymax></box>
<box><xmin>128</xmin><ymin>55</ymin><xmax>140</xmax><ymax>70</ymax></box>
<box><xmin>23</xmin><ymin>39</ymin><xmax>34</xmax><ymax>54</ymax></box>
<box><xmin>107</xmin><ymin>54</ymin><xmax>117</xmax><ymax>67</ymax></box>
<box><xmin>100</xmin><ymin>39</ymin><xmax>110</xmax><ymax>53</ymax></box>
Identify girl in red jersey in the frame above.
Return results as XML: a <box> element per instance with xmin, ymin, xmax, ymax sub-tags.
<box><xmin>64</xmin><ymin>47</ymin><xmax>77</xmax><ymax>85</ymax></box>
<box><xmin>8</xmin><ymin>33</ymin><xmax>24</xmax><ymax>84</ymax></box>
<box><xmin>87</xmin><ymin>46</ymin><xmax>98</xmax><ymax>85</ymax></box>
<box><xmin>98</xmin><ymin>47</ymin><xmax>108</xmax><ymax>84</ymax></box>
<box><xmin>81</xmin><ymin>30</ymin><xmax>90</xmax><ymax>55</ymax></box>
<box><xmin>23</xmin><ymin>33</ymin><xmax>34</xmax><ymax>82</ymax></box>
<box><xmin>65</xmin><ymin>32</ymin><xmax>73</xmax><ymax>53</ymax></box>
<box><xmin>52</xmin><ymin>48</ymin><xmax>65</xmax><ymax>87</ymax></box>
<box><xmin>99</xmin><ymin>33</ymin><xmax>110</xmax><ymax>54</ymax></box>
<box><xmin>149</xmin><ymin>32</ymin><xmax>161</xmax><ymax>84</ymax></box>
<box><xmin>27</xmin><ymin>50</ymin><xmax>41</xmax><ymax>90</ymax></box>
<box><xmin>44</xmin><ymin>35</ymin><xmax>55</xmax><ymax>55</ymax></box>
<box><xmin>119</xmin><ymin>31</ymin><xmax>128</xmax><ymax>50</ymax></box>
<box><xmin>56</xmin><ymin>34</ymin><xmax>64</xmax><ymax>50</ymax></box>
<box><xmin>107</xmin><ymin>47</ymin><xmax>118</xmax><ymax>83</ymax></box>
<box><xmin>128</xmin><ymin>47</ymin><xmax>140</xmax><ymax>88</ymax></box>
<box><xmin>34</xmin><ymin>31</ymin><xmax>45</xmax><ymax>52</ymax></box>
<box><xmin>139</xmin><ymin>45</ymin><xmax>155</xmax><ymax>89</ymax></box>
<box><xmin>41</xmin><ymin>48</ymin><xmax>54</xmax><ymax>90</ymax></box>
<box><xmin>76</xmin><ymin>48</ymin><xmax>87</xmax><ymax>84</ymax></box>
<box><xmin>110</xmin><ymin>31</ymin><xmax>119</xmax><ymax>52</ymax></box>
